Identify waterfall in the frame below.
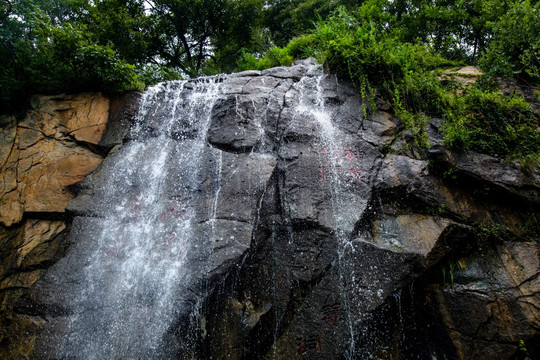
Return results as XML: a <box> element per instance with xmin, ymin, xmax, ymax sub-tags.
<box><xmin>288</xmin><ymin>71</ymin><xmax>368</xmax><ymax>359</ymax></box>
<box><xmin>37</xmin><ymin>59</ymin><xmax>381</xmax><ymax>359</ymax></box>
<box><xmin>4</xmin><ymin>57</ymin><xmax>531</xmax><ymax>360</ymax></box>
<box><xmin>56</xmin><ymin>77</ymin><xmax>224</xmax><ymax>359</ymax></box>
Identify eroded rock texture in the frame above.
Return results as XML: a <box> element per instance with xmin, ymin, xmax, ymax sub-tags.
<box><xmin>1</xmin><ymin>60</ymin><xmax>539</xmax><ymax>359</ymax></box>
<box><xmin>0</xmin><ymin>92</ymin><xmax>116</xmax><ymax>358</ymax></box>
<box><xmin>0</xmin><ymin>94</ymin><xmax>109</xmax><ymax>226</ymax></box>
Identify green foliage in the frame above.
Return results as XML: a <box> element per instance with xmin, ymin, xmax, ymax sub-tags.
<box><xmin>238</xmin><ymin>3</ymin><xmax>540</xmax><ymax>159</ymax></box>
<box><xmin>262</xmin><ymin>0</ymin><xmax>343</xmax><ymax>47</ymax></box>
<box><xmin>443</xmin><ymin>167</ymin><xmax>458</xmax><ymax>180</ymax></box>
<box><xmin>443</xmin><ymin>89</ymin><xmax>540</xmax><ymax>160</ymax></box>
<box><xmin>236</xmin><ymin>35</ymin><xmax>316</xmax><ymax>71</ymax></box>
<box><xmin>393</xmin><ymin>95</ymin><xmax>431</xmax><ymax>151</ymax></box>
<box><xmin>30</xmin><ymin>15</ymin><xmax>144</xmax><ymax>93</ymax></box>
<box><xmin>1</xmin><ymin>0</ymin><xmax>539</xmax><ymax>160</ymax></box>
<box><xmin>480</xmin><ymin>0</ymin><xmax>540</xmax><ymax>82</ymax></box>
<box><xmin>390</xmin><ymin>0</ymin><xmax>487</xmax><ymax>61</ymax></box>
<box><xmin>237</xmin><ymin>47</ymin><xmax>294</xmax><ymax>71</ymax></box>
<box><xmin>0</xmin><ymin>0</ymin><xmax>152</xmax><ymax>111</ymax></box>
<box><xmin>150</xmin><ymin>0</ymin><xmax>265</xmax><ymax>76</ymax></box>
<box><xmin>475</xmin><ymin>213</ymin><xmax>539</xmax><ymax>243</ymax></box>
<box><xmin>520</xmin><ymin>213</ymin><xmax>540</xmax><ymax>242</ymax></box>
<box><xmin>519</xmin><ymin>339</ymin><xmax>532</xmax><ymax>360</ymax></box>
<box><xmin>437</xmin><ymin>203</ymin><xmax>448</xmax><ymax>216</ymax></box>
<box><xmin>476</xmin><ymin>223</ymin><xmax>508</xmax><ymax>243</ymax></box>
<box><xmin>307</xmin><ymin>6</ymin><xmax>457</xmax><ymax>149</ymax></box>
<box><xmin>256</xmin><ymin>0</ymin><xmax>540</xmax><ymax>85</ymax></box>
<box><xmin>520</xmin><ymin>153</ymin><xmax>540</xmax><ymax>173</ymax></box>
<box><xmin>1</xmin><ymin>0</ymin><xmax>265</xmax><ymax>111</ymax></box>
<box><xmin>441</xmin><ymin>259</ymin><xmax>465</xmax><ymax>287</ymax></box>
<box><xmin>313</xmin><ymin>6</ymin><xmax>398</xmax><ymax>90</ymax></box>
<box><xmin>248</xmin><ymin>3</ymin><xmax>540</xmax><ymax>160</ymax></box>
<box><xmin>136</xmin><ymin>64</ymin><xmax>182</xmax><ymax>87</ymax></box>
<box><xmin>76</xmin><ymin>0</ymin><xmax>155</xmax><ymax>66</ymax></box>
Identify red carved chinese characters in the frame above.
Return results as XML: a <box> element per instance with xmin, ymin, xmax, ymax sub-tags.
<box><xmin>297</xmin><ymin>336</ymin><xmax>322</xmax><ymax>356</ymax></box>
<box><xmin>318</xmin><ymin>166</ymin><xmax>327</xmax><ymax>182</ymax></box>
<box><xmin>317</xmin><ymin>145</ymin><xmax>364</xmax><ymax>183</ymax></box>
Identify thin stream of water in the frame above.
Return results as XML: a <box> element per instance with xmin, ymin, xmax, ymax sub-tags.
<box><xmin>289</xmin><ymin>67</ymin><xmax>362</xmax><ymax>358</ymax></box>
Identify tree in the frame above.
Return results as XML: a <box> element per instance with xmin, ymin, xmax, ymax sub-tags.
<box><xmin>2</xmin><ymin>0</ymin><xmax>539</xmax><ymax>114</ymax></box>
<box><xmin>0</xmin><ymin>0</ymin><xmax>143</xmax><ymax>112</ymax></box>
<box><xmin>263</xmin><ymin>0</ymin><xmax>358</xmax><ymax>47</ymax></box>
<box><xmin>387</xmin><ymin>0</ymin><xmax>515</xmax><ymax>61</ymax></box>
<box><xmin>1</xmin><ymin>0</ymin><xmax>269</xmax><ymax>111</ymax></box>
<box><xmin>480</xmin><ymin>0</ymin><xmax>540</xmax><ymax>82</ymax></box>
<box><xmin>75</xmin><ymin>0</ymin><xmax>155</xmax><ymax>66</ymax></box>
<box><xmin>145</xmin><ymin>0</ymin><xmax>264</xmax><ymax>76</ymax></box>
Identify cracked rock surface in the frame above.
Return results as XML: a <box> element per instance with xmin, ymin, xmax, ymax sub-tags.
<box><xmin>1</xmin><ymin>60</ymin><xmax>539</xmax><ymax>359</ymax></box>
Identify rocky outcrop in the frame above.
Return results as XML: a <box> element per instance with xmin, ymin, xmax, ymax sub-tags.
<box><xmin>0</xmin><ymin>92</ymin><xmax>142</xmax><ymax>359</ymax></box>
<box><xmin>197</xmin><ymin>61</ymin><xmax>539</xmax><ymax>360</ymax></box>
<box><xmin>1</xmin><ymin>60</ymin><xmax>539</xmax><ymax>359</ymax></box>
<box><xmin>425</xmin><ymin>241</ymin><xmax>540</xmax><ymax>359</ymax></box>
<box><xmin>0</xmin><ymin>94</ymin><xmax>109</xmax><ymax>226</ymax></box>
<box><xmin>0</xmin><ymin>220</ymin><xmax>67</xmax><ymax>358</ymax></box>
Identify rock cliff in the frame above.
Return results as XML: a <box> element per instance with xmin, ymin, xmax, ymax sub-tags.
<box><xmin>0</xmin><ymin>92</ymin><xmax>139</xmax><ymax>358</ymax></box>
<box><xmin>0</xmin><ymin>59</ymin><xmax>538</xmax><ymax>359</ymax></box>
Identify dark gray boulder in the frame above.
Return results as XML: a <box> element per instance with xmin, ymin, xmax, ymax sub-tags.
<box><xmin>6</xmin><ymin>58</ymin><xmax>538</xmax><ymax>360</ymax></box>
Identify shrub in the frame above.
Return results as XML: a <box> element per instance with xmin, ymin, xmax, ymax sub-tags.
<box><xmin>29</xmin><ymin>15</ymin><xmax>144</xmax><ymax>94</ymax></box>
<box><xmin>236</xmin><ymin>34</ymin><xmax>316</xmax><ymax>71</ymax></box>
<box><xmin>480</xmin><ymin>0</ymin><xmax>540</xmax><ymax>83</ymax></box>
<box><xmin>443</xmin><ymin>88</ymin><xmax>540</xmax><ymax>160</ymax></box>
<box><xmin>237</xmin><ymin>5</ymin><xmax>539</xmax><ymax>164</ymax></box>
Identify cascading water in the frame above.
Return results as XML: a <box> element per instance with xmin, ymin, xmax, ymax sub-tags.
<box><xmin>36</xmin><ymin>59</ymin><xmax>386</xmax><ymax>359</ymax></box>
<box><xmin>288</xmin><ymin>71</ymin><xmax>371</xmax><ymax>359</ymax></box>
<box><xmin>4</xmin><ymin>56</ymin><xmax>528</xmax><ymax>360</ymax></box>
<box><xmin>55</xmin><ymin>77</ymin><xmax>224</xmax><ymax>359</ymax></box>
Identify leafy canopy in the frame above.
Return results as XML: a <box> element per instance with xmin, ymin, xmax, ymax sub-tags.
<box><xmin>1</xmin><ymin>0</ymin><xmax>539</xmax><ymax>165</ymax></box>
<box><xmin>0</xmin><ymin>0</ymin><xmax>265</xmax><ymax>111</ymax></box>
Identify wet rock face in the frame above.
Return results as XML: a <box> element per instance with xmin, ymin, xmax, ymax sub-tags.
<box><xmin>1</xmin><ymin>59</ymin><xmax>539</xmax><ymax>360</ymax></box>
<box><xmin>0</xmin><ymin>92</ymin><xmax>137</xmax><ymax>359</ymax></box>
<box><xmin>197</xmin><ymin>62</ymin><xmax>539</xmax><ymax>360</ymax></box>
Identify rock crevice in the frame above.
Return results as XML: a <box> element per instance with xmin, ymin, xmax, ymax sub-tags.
<box><xmin>0</xmin><ymin>60</ymin><xmax>538</xmax><ymax>360</ymax></box>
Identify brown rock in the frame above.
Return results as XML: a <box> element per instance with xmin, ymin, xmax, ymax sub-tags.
<box><xmin>453</xmin><ymin>66</ymin><xmax>483</xmax><ymax>76</ymax></box>
<box><xmin>428</xmin><ymin>241</ymin><xmax>540</xmax><ymax>359</ymax></box>
<box><xmin>0</xmin><ymin>220</ymin><xmax>67</xmax><ymax>360</ymax></box>
<box><xmin>429</xmin><ymin>146</ymin><xmax>540</xmax><ymax>203</ymax></box>
<box><xmin>362</xmin><ymin>111</ymin><xmax>398</xmax><ymax>147</ymax></box>
<box><xmin>0</xmin><ymin>115</ymin><xmax>17</xmax><ymax>167</ymax></box>
<box><xmin>441</xmin><ymin>66</ymin><xmax>483</xmax><ymax>86</ymax></box>
<box><xmin>0</xmin><ymin>93</ymin><xmax>107</xmax><ymax>226</ymax></box>
<box><xmin>371</xmin><ymin>214</ymin><xmax>453</xmax><ymax>257</ymax></box>
<box><xmin>0</xmin><ymin>130</ymin><xmax>22</xmax><ymax>226</ymax></box>
<box><xmin>17</xmin><ymin>220</ymin><xmax>67</xmax><ymax>269</ymax></box>
<box><xmin>375</xmin><ymin>153</ymin><xmax>537</xmax><ymax>237</ymax></box>
<box><xmin>18</xmin><ymin>137</ymin><xmax>102</xmax><ymax>214</ymax></box>
<box><xmin>26</xmin><ymin>93</ymin><xmax>109</xmax><ymax>145</ymax></box>
<box><xmin>0</xmin><ymin>269</ymin><xmax>45</xmax><ymax>290</ymax></box>
<box><xmin>0</xmin><ymin>220</ymin><xmax>66</xmax><ymax>289</ymax></box>
<box><xmin>0</xmin><ymin>313</ymin><xmax>47</xmax><ymax>360</ymax></box>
